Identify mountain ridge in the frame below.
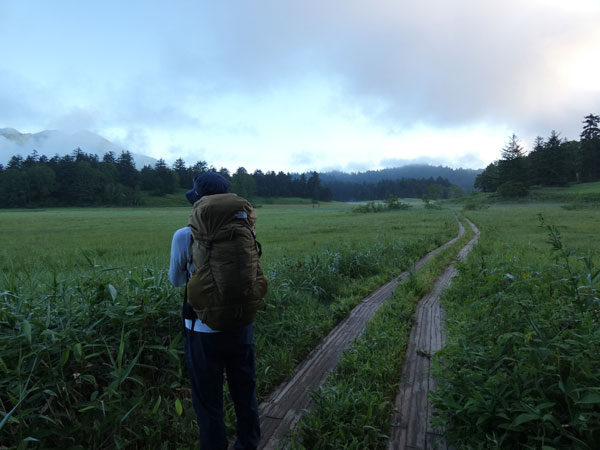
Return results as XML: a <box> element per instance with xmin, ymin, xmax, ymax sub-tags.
<box><xmin>0</xmin><ymin>128</ymin><xmax>157</xmax><ymax>169</ymax></box>
<box><xmin>319</xmin><ymin>165</ymin><xmax>481</xmax><ymax>193</ymax></box>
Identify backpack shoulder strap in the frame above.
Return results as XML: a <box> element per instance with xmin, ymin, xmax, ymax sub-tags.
<box><xmin>182</xmin><ymin>228</ymin><xmax>197</xmax><ymax>332</ymax></box>
<box><xmin>186</xmin><ymin>231</ymin><xmax>194</xmax><ymax>275</ymax></box>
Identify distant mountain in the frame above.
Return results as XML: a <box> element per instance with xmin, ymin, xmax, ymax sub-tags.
<box><xmin>0</xmin><ymin>128</ymin><xmax>157</xmax><ymax>169</ymax></box>
<box><xmin>319</xmin><ymin>165</ymin><xmax>482</xmax><ymax>193</ymax></box>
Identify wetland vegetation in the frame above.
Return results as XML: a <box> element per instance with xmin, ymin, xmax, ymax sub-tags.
<box><xmin>2</xmin><ymin>181</ymin><xmax>599</xmax><ymax>449</ymax></box>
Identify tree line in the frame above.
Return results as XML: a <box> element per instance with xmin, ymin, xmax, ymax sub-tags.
<box><xmin>322</xmin><ymin>176</ymin><xmax>463</xmax><ymax>201</ymax></box>
<box><xmin>475</xmin><ymin>113</ymin><xmax>600</xmax><ymax>196</ymax></box>
<box><xmin>0</xmin><ymin>148</ymin><xmax>462</xmax><ymax>207</ymax></box>
<box><xmin>0</xmin><ymin>150</ymin><xmax>333</xmax><ymax>207</ymax></box>
<box><xmin>320</xmin><ymin>165</ymin><xmax>479</xmax><ymax>194</ymax></box>
<box><xmin>0</xmin><ymin>150</ymin><xmax>214</xmax><ymax>207</ymax></box>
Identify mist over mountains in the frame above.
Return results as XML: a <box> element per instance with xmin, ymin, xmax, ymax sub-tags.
<box><xmin>1</xmin><ymin>127</ymin><xmax>481</xmax><ymax>192</ymax></box>
<box><xmin>320</xmin><ymin>166</ymin><xmax>481</xmax><ymax>194</ymax></box>
<box><xmin>0</xmin><ymin>128</ymin><xmax>157</xmax><ymax>169</ymax></box>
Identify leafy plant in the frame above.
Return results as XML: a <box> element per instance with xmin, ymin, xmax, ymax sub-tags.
<box><xmin>432</xmin><ymin>215</ymin><xmax>600</xmax><ymax>449</ymax></box>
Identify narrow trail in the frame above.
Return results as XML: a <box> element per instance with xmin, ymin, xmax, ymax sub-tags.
<box><xmin>253</xmin><ymin>217</ymin><xmax>467</xmax><ymax>450</ymax></box>
<box><xmin>387</xmin><ymin>218</ymin><xmax>480</xmax><ymax>450</ymax></box>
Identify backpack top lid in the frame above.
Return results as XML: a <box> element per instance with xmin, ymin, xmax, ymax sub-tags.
<box><xmin>189</xmin><ymin>193</ymin><xmax>256</xmax><ymax>239</ymax></box>
<box><xmin>185</xmin><ymin>172</ymin><xmax>230</xmax><ymax>205</ymax></box>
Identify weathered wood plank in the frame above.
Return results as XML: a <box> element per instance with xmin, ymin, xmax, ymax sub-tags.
<box><xmin>387</xmin><ymin>219</ymin><xmax>480</xmax><ymax>450</ymax></box>
<box><xmin>248</xmin><ymin>219</ymin><xmax>468</xmax><ymax>450</ymax></box>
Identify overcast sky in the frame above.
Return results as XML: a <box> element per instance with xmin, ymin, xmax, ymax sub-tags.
<box><xmin>1</xmin><ymin>0</ymin><xmax>599</xmax><ymax>173</ymax></box>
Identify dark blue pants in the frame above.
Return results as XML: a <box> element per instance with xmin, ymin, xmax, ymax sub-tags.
<box><xmin>184</xmin><ymin>325</ymin><xmax>260</xmax><ymax>450</ymax></box>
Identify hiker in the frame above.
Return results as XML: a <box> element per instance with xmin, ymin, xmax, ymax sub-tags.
<box><xmin>168</xmin><ymin>172</ymin><xmax>267</xmax><ymax>450</ymax></box>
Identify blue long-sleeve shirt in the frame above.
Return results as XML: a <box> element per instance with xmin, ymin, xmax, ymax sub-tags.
<box><xmin>169</xmin><ymin>226</ymin><xmax>218</xmax><ymax>333</ymax></box>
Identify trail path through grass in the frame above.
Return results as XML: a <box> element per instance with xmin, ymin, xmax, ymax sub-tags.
<box><xmin>253</xmin><ymin>216</ymin><xmax>467</xmax><ymax>450</ymax></box>
<box><xmin>387</xmin><ymin>218</ymin><xmax>480</xmax><ymax>450</ymax></box>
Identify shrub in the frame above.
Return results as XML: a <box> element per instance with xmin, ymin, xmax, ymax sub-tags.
<box><xmin>352</xmin><ymin>202</ymin><xmax>385</xmax><ymax>213</ymax></box>
<box><xmin>497</xmin><ymin>181</ymin><xmax>529</xmax><ymax>198</ymax></box>
<box><xmin>385</xmin><ymin>196</ymin><xmax>412</xmax><ymax>210</ymax></box>
<box><xmin>352</xmin><ymin>198</ymin><xmax>411</xmax><ymax>213</ymax></box>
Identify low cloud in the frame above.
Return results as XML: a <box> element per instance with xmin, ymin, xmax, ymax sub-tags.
<box><xmin>182</xmin><ymin>1</ymin><xmax>600</xmax><ymax>137</ymax></box>
<box><xmin>455</xmin><ymin>152</ymin><xmax>489</xmax><ymax>169</ymax></box>
<box><xmin>289</xmin><ymin>150</ymin><xmax>318</xmax><ymax>168</ymax></box>
<box><xmin>0</xmin><ymin>136</ymin><xmax>21</xmax><ymax>165</ymax></box>
<box><xmin>380</xmin><ymin>156</ymin><xmax>445</xmax><ymax>168</ymax></box>
<box><xmin>380</xmin><ymin>153</ymin><xmax>486</xmax><ymax>170</ymax></box>
<box><xmin>3</xmin><ymin>1</ymin><xmax>599</xmax><ymax>172</ymax></box>
<box><xmin>51</xmin><ymin>108</ymin><xmax>98</xmax><ymax>134</ymax></box>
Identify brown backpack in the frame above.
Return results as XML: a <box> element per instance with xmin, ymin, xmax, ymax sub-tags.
<box><xmin>186</xmin><ymin>193</ymin><xmax>268</xmax><ymax>331</ymax></box>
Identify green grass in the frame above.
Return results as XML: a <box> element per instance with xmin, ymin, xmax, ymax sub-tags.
<box><xmin>0</xmin><ymin>208</ymin><xmax>183</xmax><ymax>277</ymax></box>
<box><xmin>528</xmin><ymin>181</ymin><xmax>600</xmax><ymax>203</ymax></box>
<box><xmin>290</xmin><ymin>217</ymin><xmax>475</xmax><ymax>449</ymax></box>
<box><xmin>139</xmin><ymin>189</ymin><xmax>190</xmax><ymax>207</ymax></box>
<box><xmin>259</xmin><ymin>196</ymin><xmax>318</xmax><ymax>205</ymax></box>
<box><xmin>533</xmin><ymin>180</ymin><xmax>600</xmax><ymax>194</ymax></box>
<box><xmin>461</xmin><ymin>204</ymin><xmax>600</xmax><ymax>255</ymax></box>
<box><xmin>257</xmin><ymin>203</ymin><xmax>455</xmax><ymax>264</ymax></box>
<box><xmin>0</xmin><ymin>204</ymin><xmax>457</xmax><ymax>449</ymax></box>
<box><xmin>448</xmin><ymin>181</ymin><xmax>600</xmax><ymax>208</ymax></box>
<box><xmin>0</xmin><ymin>203</ymin><xmax>455</xmax><ymax>280</ymax></box>
<box><xmin>6</xmin><ymin>190</ymin><xmax>597</xmax><ymax>449</ymax></box>
<box><xmin>433</xmin><ymin>204</ymin><xmax>600</xmax><ymax>449</ymax></box>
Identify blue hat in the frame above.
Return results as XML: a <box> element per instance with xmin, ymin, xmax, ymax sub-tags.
<box><xmin>186</xmin><ymin>172</ymin><xmax>230</xmax><ymax>204</ymax></box>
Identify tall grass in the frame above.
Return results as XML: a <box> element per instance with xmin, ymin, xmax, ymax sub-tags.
<box><xmin>0</xmin><ymin>206</ymin><xmax>456</xmax><ymax>448</ymax></box>
<box><xmin>432</xmin><ymin>207</ymin><xmax>600</xmax><ymax>449</ymax></box>
<box><xmin>1</xmin><ymin>265</ymin><xmax>191</xmax><ymax>449</ymax></box>
<box><xmin>290</xmin><ymin>220</ymin><xmax>475</xmax><ymax>449</ymax></box>
<box><xmin>255</xmin><ymin>238</ymin><xmax>440</xmax><ymax>396</ymax></box>
<box><xmin>528</xmin><ymin>181</ymin><xmax>600</xmax><ymax>204</ymax></box>
<box><xmin>0</xmin><ymin>205</ymin><xmax>455</xmax><ymax>277</ymax></box>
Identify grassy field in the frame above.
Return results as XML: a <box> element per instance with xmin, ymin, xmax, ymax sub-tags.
<box><xmin>0</xmin><ymin>202</ymin><xmax>457</xmax><ymax>449</ymax></box>
<box><xmin>286</xmin><ymin>197</ymin><xmax>600</xmax><ymax>450</ymax></box>
<box><xmin>432</xmin><ymin>202</ymin><xmax>600</xmax><ymax>449</ymax></box>
<box><xmin>0</xmin><ymin>202</ymin><xmax>454</xmax><ymax>278</ymax></box>
<box><xmin>3</xmin><ymin>183</ymin><xmax>599</xmax><ymax>449</ymax></box>
<box><xmin>528</xmin><ymin>181</ymin><xmax>600</xmax><ymax>203</ymax></box>
<box><xmin>457</xmin><ymin>181</ymin><xmax>600</xmax><ymax>208</ymax></box>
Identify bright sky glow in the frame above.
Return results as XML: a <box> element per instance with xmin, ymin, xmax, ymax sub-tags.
<box><xmin>1</xmin><ymin>0</ymin><xmax>599</xmax><ymax>173</ymax></box>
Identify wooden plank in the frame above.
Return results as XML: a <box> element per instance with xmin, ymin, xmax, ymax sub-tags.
<box><xmin>387</xmin><ymin>219</ymin><xmax>480</xmax><ymax>450</ymax></box>
<box><xmin>227</xmin><ymin>217</ymin><xmax>480</xmax><ymax>450</ymax></box>
<box><xmin>248</xmin><ymin>219</ymin><xmax>468</xmax><ymax>450</ymax></box>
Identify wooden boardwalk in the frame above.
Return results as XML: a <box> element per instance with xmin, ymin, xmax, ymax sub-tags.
<box><xmin>387</xmin><ymin>218</ymin><xmax>480</xmax><ymax>450</ymax></box>
<box><xmin>254</xmin><ymin>218</ymin><xmax>467</xmax><ymax>450</ymax></box>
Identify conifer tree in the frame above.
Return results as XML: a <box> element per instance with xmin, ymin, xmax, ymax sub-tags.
<box><xmin>498</xmin><ymin>134</ymin><xmax>527</xmax><ymax>186</ymax></box>
<box><xmin>580</xmin><ymin>113</ymin><xmax>600</xmax><ymax>181</ymax></box>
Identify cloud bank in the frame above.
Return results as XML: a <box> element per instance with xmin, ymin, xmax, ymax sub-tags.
<box><xmin>1</xmin><ymin>0</ymin><xmax>599</xmax><ymax>172</ymax></box>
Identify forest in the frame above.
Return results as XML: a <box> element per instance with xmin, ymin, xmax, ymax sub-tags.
<box><xmin>475</xmin><ymin>113</ymin><xmax>600</xmax><ymax>196</ymax></box>
<box><xmin>320</xmin><ymin>165</ymin><xmax>479</xmax><ymax>194</ymax></box>
<box><xmin>0</xmin><ymin>150</ymin><xmax>463</xmax><ymax>207</ymax></box>
<box><xmin>2</xmin><ymin>112</ymin><xmax>598</xmax><ymax>208</ymax></box>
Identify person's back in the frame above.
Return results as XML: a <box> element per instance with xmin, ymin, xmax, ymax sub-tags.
<box><xmin>168</xmin><ymin>172</ymin><xmax>265</xmax><ymax>450</ymax></box>
<box><xmin>187</xmin><ymin>192</ymin><xmax>267</xmax><ymax>331</ymax></box>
